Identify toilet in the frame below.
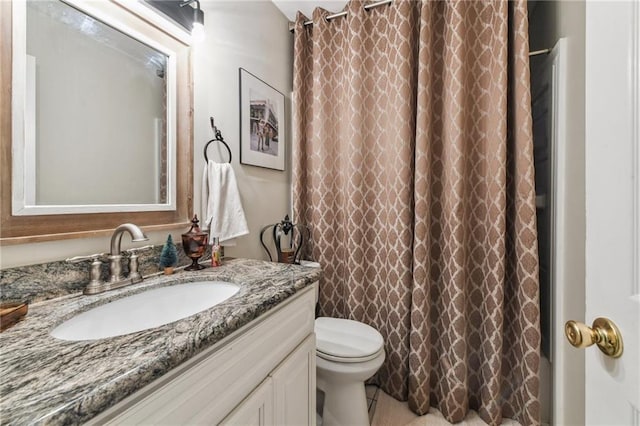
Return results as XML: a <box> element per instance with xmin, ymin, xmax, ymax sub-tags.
<box><xmin>315</xmin><ymin>316</ymin><xmax>385</xmax><ymax>426</ymax></box>
<box><xmin>298</xmin><ymin>261</ymin><xmax>385</xmax><ymax>426</ymax></box>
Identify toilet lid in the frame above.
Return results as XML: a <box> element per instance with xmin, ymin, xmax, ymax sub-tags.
<box><xmin>315</xmin><ymin>317</ymin><xmax>384</xmax><ymax>360</ymax></box>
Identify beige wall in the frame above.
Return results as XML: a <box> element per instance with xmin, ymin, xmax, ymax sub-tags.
<box><xmin>0</xmin><ymin>1</ymin><xmax>292</xmax><ymax>268</ymax></box>
<box><xmin>528</xmin><ymin>1</ymin><xmax>586</xmax><ymax>425</ymax></box>
<box><xmin>193</xmin><ymin>1</ymin><xmax>293</xmax><ymax>261</ymax></box>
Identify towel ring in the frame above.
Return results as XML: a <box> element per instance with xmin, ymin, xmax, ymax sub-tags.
<box><xmin>204</xmin><ymin>117</ymin><xmax>232</xmax><ymax>164</ymax></box>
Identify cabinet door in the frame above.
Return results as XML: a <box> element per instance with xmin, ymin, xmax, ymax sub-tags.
<box><xmin>220</xmin><ymin>377</ymin><xmax>274</xmax><ymax>426</ymax></box>
<box><xmin>271</xmin><ymin>334</ymin><xmax>316</xmax><ymax>426</ymax></box>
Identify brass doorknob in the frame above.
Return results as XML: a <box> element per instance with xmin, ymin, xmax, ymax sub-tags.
<box><xmin>565</xmin><ymin>317</ymin><xmax>623</xmax><ymax>358</ymax></box>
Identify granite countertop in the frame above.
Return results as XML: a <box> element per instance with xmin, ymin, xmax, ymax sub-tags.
<box><xmin>0</xmin><ymin>258</ymin><xmax>321</xmax><ymax>425</ymax></box>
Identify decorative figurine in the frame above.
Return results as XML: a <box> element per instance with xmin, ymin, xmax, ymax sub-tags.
<box><xmin>259</xmin><ymin>214</ymin><xmax>309</xmax><ymax>264</ymax></box>
<box><xmin>181</xmin><ymin>215</ymin><xmax>209</xmax><ymax>271</ymax></box>
<box><xmin>159</xmin><ymin>234</ymin><xmax>178</xmax><ymax>275</ymax></box>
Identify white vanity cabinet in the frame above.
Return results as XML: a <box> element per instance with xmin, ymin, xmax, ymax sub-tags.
<box><xmin>91</xmin><ymin>283</ymin><xmax>317</xmax><ymax>426</ymax></box>
<box><xmin>221</xmin><ymin>334</ymin><xmax>315</xmax><ymax>426</ymax></box>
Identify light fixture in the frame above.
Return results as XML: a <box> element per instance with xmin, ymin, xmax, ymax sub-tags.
<box><xmin>180</xmin><ymin>0</ymin><xmax>205</xmax><ymax>43</ymax></box>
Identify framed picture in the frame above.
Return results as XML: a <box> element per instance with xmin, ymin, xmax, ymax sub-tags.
<box><xmin>239</xmin><ymin>68</ymin><xmax>286</xmax><ymax>171</ymax></box>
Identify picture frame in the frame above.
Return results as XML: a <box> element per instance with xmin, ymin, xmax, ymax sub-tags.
<box><xmin>239</xmin><ymin>68</ymin><xmax>286</xmax><ymax>171</ymax></box>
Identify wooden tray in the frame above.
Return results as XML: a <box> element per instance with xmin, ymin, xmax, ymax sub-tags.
<box><xmin>0</xmin><ymin>303</ymin><xmax>28</xmax><ymax>332</ymax></box>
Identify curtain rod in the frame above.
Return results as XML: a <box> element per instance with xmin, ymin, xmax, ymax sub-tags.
<box><xmin>529</xmin><ymin>48</ymin><xmax>551</xmax><ymax>57</ymax></box>
<box><xmin>292</xmin><ymin>3</ymin><xmax>552</xmax><ymax>60</ymax></box>
<box><xmin>293</xmin><ymin>0</ymin><xmax>392</xmax><ymax>28</ymax></box>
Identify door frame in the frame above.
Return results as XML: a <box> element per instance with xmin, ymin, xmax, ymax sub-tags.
<box><xmin>544</xmin><ymin>37</ymin><xmax>588</xmax><ymax>426</ymax></box>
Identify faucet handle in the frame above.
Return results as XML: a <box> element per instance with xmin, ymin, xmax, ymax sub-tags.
<box><xmin>66</xmin><ymin>253</ymin><xmax>108</xmax><ymax>264</ymax></box>
<box><xmin>125</xmin><ymin>245</ymin><xmax>154</xmax><ymax>284</ymax></box>
<box><xmin>125</xmin><ymin>245</ymin><xmax>155</xmax><ymax>255</ymax></box>
<box><xmin>66</xmin><ymin>254</ymin><xmax>107</xmax><ymax>295</ymax></box>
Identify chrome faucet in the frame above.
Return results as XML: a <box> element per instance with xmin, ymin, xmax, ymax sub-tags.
<box><xmin>108</xmin><ymin>223</ymin><xmax>149</xmax><ymax>284</ymax></box>
<box><xmin>73</xmin><ymin>223</ymin><xmax>150</xmax><ymax>295</ymax></box>
<box><xmin>111</xmin><ymin>223</ymin><xmax>148</xmax><ymax>257</ymax></box>
<box><xmin>68</xmin><ymin>224</ymin><xmax>152</xmax><ymax>295</ymax></box>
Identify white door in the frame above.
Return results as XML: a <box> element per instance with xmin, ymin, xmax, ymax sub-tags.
<box><xmin>584</xmin><ymin>1</ymin><xmax>640</xmax><ymax>424</ymax></box>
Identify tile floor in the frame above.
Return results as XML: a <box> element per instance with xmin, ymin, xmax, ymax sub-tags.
<box><xmin>366</xmin><ymin>385</ymin><xmax>381</xmax><ymax>423</ymax></box>
<box><xmin>370</xmin><ymin>389</ymin><xmax>523</xmax><ymax>426</ymax></box>
<box><xmin>322</xmin><ymin>384</ymin><xmax>523</xmax><ymax>425</ymax></box>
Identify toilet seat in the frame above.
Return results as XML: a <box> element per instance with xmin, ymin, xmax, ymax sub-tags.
<box><xmin>315</xmin><ymin>317</ymin><xmax>384</xmax><ymax>363</ymax></box>
<box><xmin>317</xmin><ymin>346</ymin><xmax>384</xmax><ymax>363</ymax></box>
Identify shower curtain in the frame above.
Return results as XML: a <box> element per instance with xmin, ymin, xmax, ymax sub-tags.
<box><xmin>292</xmin><ymin>1</ymin><xmax>540</xmax><ymax>425</ymax></box>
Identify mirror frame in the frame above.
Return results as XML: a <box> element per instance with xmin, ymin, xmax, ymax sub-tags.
<box><xmin>12</xmin><ymin>0</ymin><xmax>178</xmax><ymax>216</ymax></box>
<box><xmin>0</xmin><ymin>1</ymin><xmax>194</xmax><ymax>245</ymax></box>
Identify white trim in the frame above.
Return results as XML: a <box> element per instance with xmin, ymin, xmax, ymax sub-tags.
<box><xmin>547</xmin><ymin>38</ymin><xmax>568</xmax><ymax>426</ymax></box>
<box><xmin>154</xmin><ymin>117</ymin><xmax>163</xmax><ymax>203</ymax></box>
<box><xmin>632</xmin><ymin>0</ymin><xmax>640</xmax><ymax>296</ymax></box>
<box><xmin>11</xmin><ymin>0</ymin><xmax>27</xmax><ymax>215</ymax></box>
<box><xmin>14</xmin><ymin>204</ymin><xmax>175</xmax><ymax>216</ymax></box>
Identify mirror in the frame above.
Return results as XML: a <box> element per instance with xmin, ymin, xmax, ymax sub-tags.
<box><xmin>14</xmin><ymin>0</ymin><xmax>176</xmax><ymax>214</ymax></box>
<box><xmin>1</xmin><ymin>0</ymin><xmax>193</xmax><ymax>243</ymax></box>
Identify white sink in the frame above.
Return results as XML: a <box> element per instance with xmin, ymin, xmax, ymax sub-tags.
<box><xmin>51</xmin><ymin>281</ymin><xmax>240</xmax><ymax>341</ymax></box>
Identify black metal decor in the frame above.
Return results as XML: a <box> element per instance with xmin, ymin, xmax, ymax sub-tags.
<box><xmin>144</xmin><ymin>1</ymin><xmax>194</xmax><ymax>32</ymax></box>
<box><xmin>204</xmin><ymin>117</ymin><xmax>232</xmax><ymax>164</ymax></box>
<box><xmin>259</xmin><ymin>215</ymin><xmax>310</xmax><ymax>264</ymax></box>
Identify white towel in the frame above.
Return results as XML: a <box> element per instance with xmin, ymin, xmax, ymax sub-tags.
<box><xmin>201</xmin><ymin>161</ymin><xmax>249</xmax><ymax>245</ymax></box>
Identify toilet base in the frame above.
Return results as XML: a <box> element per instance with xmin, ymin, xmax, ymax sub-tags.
<box><xmin>318</xmin><ymin>379</ymin><xmax>369</xmax><ymax>426</ymax></box>
<box><xmin>316</xmin><ymin>351</ymin><xmax>385</xmax><ymax>426</ymax></box>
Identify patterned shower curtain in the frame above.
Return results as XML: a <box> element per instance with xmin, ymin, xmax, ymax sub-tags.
<box><xmin>292</xmin><ymin>1</ymin><xmax>540</xmax><ymax>425</ymax></box>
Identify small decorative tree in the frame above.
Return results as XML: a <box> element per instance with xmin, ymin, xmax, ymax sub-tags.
<box><xmin>159</xmin><ymin>234</ymin><xmax>178</xmax><ymax>274</ymax></box>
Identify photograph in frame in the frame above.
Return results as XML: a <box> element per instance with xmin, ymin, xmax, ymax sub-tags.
<box><xmin>239</xmin><ymin>68</ymin><xmax>285</xmax><ymax>171</ymax></box>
